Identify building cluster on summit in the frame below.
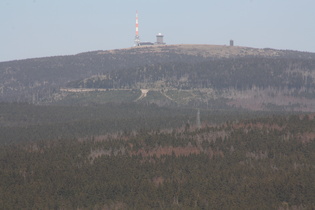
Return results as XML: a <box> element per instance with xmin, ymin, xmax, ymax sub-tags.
<box><xmin>133</xmin><ymin>11</ymin><xmax>233</xmax><ymax>47</ymax></box>
<box><xmin>134</xmin><ymin>11</ymin><xmax>166</xmax><ymax>47</ymax></box>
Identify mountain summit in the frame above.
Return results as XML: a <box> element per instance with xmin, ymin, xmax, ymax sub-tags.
<box><xmin>1</xmin><ymin>44</ymin><xmax>315</xmax><ymax>111</ymax></box>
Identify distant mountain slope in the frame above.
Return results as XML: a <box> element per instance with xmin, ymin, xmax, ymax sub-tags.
<box><xmin>1</xmin><ymin>44</ymin><xmax>315</xmax><ymax>111</ymax></box>
<box><xmin>69</xmin><ymin>56</ymin><xmax>315</xmax><ymax>90</ymax></box>
<box><xmin>0</xmin><ymin>45</ymin><xmax>209</xmax><ymax>102</ymax></box>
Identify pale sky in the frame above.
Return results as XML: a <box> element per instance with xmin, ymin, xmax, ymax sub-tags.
<box><xmin>1</xmin><ymin>0</ymin><xmax>314</xmax><ymax>62</ymax></box>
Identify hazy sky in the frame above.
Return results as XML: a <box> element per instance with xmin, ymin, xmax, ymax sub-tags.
<box><xmin>1</xmin><ymin>0</ymin><xmax>314</xmax><ymax>62</ymax></box>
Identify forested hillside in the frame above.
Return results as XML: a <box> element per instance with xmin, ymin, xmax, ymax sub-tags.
<box><xmin>0</xmin><ymin>45</ymin><xmax>207</xmax><ymax>103</ymax></box>
<box><xmin>2</xmin><ymin>45</ymin><xmax>315</xmax><ymax>209</ymax></box>
<box><xmin>1</xmin><ymin>114</ymin><xmax>314</xmax><ymax>209</ymax></box>
<box><xmin>65</xmin><ymin>55</ymin><xmax>315</xmax><ymax>111</ymax></box>
<box><xmin>0</xmin><ymin>102</ymin><xmax>271</xmax><ymax>145</ymax></box>
<box><xmin>1</xmin><ymin>44</ymin><xmax>315</xmax><ymax>111</ymax></box>
<box><xmin>70</xmin><ymin>57</ymin><xmax>315</xmax><ymax>90</ymax></box>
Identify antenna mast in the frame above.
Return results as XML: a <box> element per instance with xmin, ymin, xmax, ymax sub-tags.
<box><xmin>134</xmin><ymin>11</ymin><xmax>140</xmax><ymax>46</ymax></box>
<box><xmin>196</xmin><ymin>109</ymin><xmax>201</xmax><ymax>129</ymax></box>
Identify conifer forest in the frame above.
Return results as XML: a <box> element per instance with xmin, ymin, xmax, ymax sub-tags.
<box><xmin>1</xmin><ymin>45</ymin><xmax>315</xmax><ymax>209</ymax></box>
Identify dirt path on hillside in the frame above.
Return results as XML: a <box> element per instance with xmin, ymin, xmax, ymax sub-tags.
<box><xmin>160</xmin><ymin>90</ymin><xmax>175</xmax><ymax>101</ymax></box>
<box><xmin>135</xmin><ymin>89</ymin><xmax>149</xmax><ymax>101</ymax></box>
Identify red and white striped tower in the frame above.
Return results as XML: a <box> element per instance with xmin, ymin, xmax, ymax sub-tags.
<box><xmin>134</xmin><ymin>11</ymin><xmax>140</xmax><ymax>46</ymax></box>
